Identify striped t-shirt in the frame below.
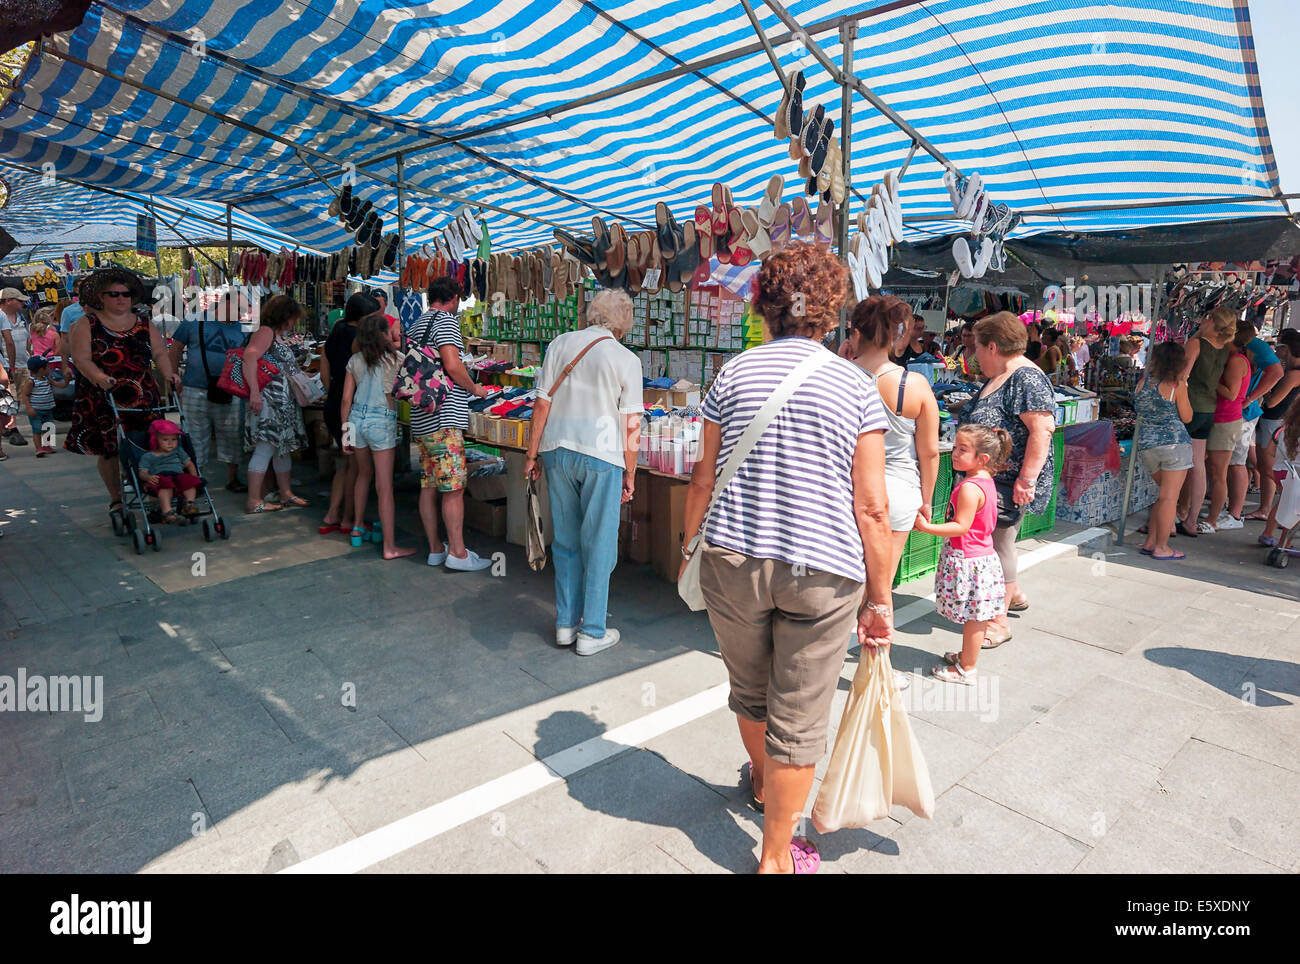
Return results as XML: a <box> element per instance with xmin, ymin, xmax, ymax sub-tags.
<box><xmin>406</xmin><ymin>308</ymin><xmax>469</xmax><ymax>436</ymax></box>
<box><xmin>29</xmin><ymin>376</ymin><xmax>55</xmax><ymax>410</ymax></box>
<box><xmin>701</xmin><ymin>337</ymin><xmax>889</xmax><ymax>583</ymax></box>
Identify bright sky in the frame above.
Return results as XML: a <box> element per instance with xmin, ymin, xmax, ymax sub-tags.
<box><xmin>1250</xmin><ymin>0</ymin><xmax>1298</xmax><ymax>197</ymax></box>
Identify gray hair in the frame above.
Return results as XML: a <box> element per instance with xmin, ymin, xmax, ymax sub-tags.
<box><xmin>584</xmin><ymin>288</ymin><xmax>633</xmax><ymax>337</ymax></box>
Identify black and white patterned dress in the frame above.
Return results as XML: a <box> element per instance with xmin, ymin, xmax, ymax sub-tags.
<box><xmin>244</xmin><ymin>335</ymin><xmax>307</xmax><ymax>456</ymax></box>
<box><xmin>959</xmin><ymin>364</ymin><xmax>1056</xmax><ymax>516</ymax></box>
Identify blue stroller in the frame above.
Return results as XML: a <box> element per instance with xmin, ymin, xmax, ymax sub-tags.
<box><xmin>108</xmin><ymin>391</ymin><xmax>229</xmax><ymax>553</ymax></box>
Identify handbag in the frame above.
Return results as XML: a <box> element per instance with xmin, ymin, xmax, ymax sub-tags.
<box><xmin>392</xmin><ymin>311</ymin><xmax>456</xmax><ymax>416</ymax></box>
<box><xmin>198</xmin><ymin>314</ymin><xmax>234</xmax><ymax>405</ymax></box>
<box><xmin>288</xmin><ymin>370</ymin><xmax>325</xmax><ymax>407</ymax></box>
<box><xmin>678</xmin><ymin>347</ymin><xmax>838</xmax><ymax>611</ymax></box>
<box><xmin>526</xmin><ymin>478</ymin><xmax>547</xmax><ymax>571</ymax></box>
<box><xmin>0</xmin><ymin>388</ymin><xmax>17</xmax><ymax>417</ymax></box>
<box><xmin>993</xmin><ymin>477</ymin><xmax>1023</xmax><ymax>528</ymax></box>
<box><xmin>811</xmin><ymin>647</ymin><xmax>935</xmax><ymax>831</ymax></box>
<box><xmin>217</xmin><ymin>347</ymin><xmax>279</xmax><ymax>399</ymax></box>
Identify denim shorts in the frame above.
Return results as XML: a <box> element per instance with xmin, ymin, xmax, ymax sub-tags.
<box><xmin>1186</xmin><ymin>411</ymin><xmax>1215</xmax><ymax>441</ymax></box>
<box><xmin>348</xmin><ymin>403</ymin><xmax>397</xmax><ymax>451</ymax></box>
<box><xmin>1139</xmin><ymin>443</ymin><xmax>1194</xmax><ymax>475</ymax></box>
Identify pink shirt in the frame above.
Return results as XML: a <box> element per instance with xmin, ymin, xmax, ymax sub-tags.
<box><xmin>949</xmin><ymin>475</ymin><xmax>997</xmax><ymax>558</ymax></box>
<box><xmin>1214</xmin><ymin>351</ymin><xmax>1249</xmax><ymax>423</ymax></box>
<box><xmin>30</xmin><ymin>330</ymin><xmax>60</xmax><ymax>357</ymax></box>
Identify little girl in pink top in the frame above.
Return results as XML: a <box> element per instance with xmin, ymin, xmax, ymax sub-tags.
<box><xmin>913</xmin><ymin>423</ymin><xmax>1011</xmax><ymax>685</ymax></box>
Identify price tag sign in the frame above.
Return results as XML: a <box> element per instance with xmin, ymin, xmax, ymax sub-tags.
<box><xmin>136</xmin><ymin>214</ymin><xmax>157</xmax><ymax>258</ymax></box>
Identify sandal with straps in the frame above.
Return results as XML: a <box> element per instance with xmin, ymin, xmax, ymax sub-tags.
<box><xmin>932</xmin><ymin>661</ymin><xmax>977</xmax><ymax>685</ymax></box>
<box><xmin>789</xmin><ymin>837</ymin><xmax>820</xmax><ymax>874</ymax></box>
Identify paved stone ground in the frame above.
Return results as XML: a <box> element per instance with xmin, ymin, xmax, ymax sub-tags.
<box><xmin>1</xmin><ymin>433</ymin><xmax>1297</xmax><ymax>874</ymax></box>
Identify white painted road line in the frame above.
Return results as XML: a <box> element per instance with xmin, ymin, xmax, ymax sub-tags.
<box><xmin>282</xmin><ymin>526</ymin><xmax>1109</xmax><ymax>873</ymax></box>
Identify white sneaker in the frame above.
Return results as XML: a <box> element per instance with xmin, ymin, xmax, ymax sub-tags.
<box><xmin>427</xmin><ymin>545</ymin><xmax>448</xmax><ymax>566</ymax></box>
<box><xmin>575</xmin><ymin>627</ymin><xmax>620</xmax><ymax>657</ymax></box>
<box><xmin>1216</xmin><ymin>514</ymin><xmax>1244</xmax><ymax>530</ymax></box>
<box><xmin>556</xmin><ymin>626</ymin><xmax>579</xmax><ymax>647</ymax></box>
<box><xmin>445</xmin><ymin>548</ymin><xmax>492</xmax><ymax>572</ymax></box>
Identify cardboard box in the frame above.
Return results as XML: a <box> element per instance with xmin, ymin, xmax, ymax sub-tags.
<box><xmin>649</xmin><ymin>473</ymin><xmax>690</xmax><ymax>582</ymax></box>
<box><xmin>467</xmin><ymin>472</ymin><xmax>508</xmax><ymax>503</ymax></box>
<box><xmin>464</xmin><ymin>496</ymin><xmax>507</xmax><ymax>538</ymax></box>
<box><xmin>621</xmin><ymin>476</ymin><xmax>652</xmax><ymax>564</ymax></box>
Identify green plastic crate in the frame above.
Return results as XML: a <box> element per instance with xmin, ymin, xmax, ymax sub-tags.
<box><xmin>893</xmin><ymin>451</ymin><xmax>953</xmax><ymax>585</ymax></box>
<box><xmin>1018</xmin><ymin>429</ymin><xmax>1065</xmax><ymax>540</ymax></box>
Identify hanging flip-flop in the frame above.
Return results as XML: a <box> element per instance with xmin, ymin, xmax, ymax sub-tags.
<box><xmin>710</xmin><ymin>183</ymin><xmax>730</xmax><ymax>238</ymax></box>
<box><xmin>944</xmin><ymin>169</ymin><xmax>963</xmax><ymax>216</ymax></box>
<box><xmin>769</xmin><ymin>203</ymin><xmax>792</xmax><ymax>253</ymax></box>
<box><xmin>605</xmin><ymin>222</ymin><xmax>627</xmax><ymax>276</ymax></box>
<box><xmin>848</xmin><ymin>233</ymin><xmax>870</xmax><ymax>299</ymax></box>
<box><xmin>953</xmin><ymin>236</ymin><xmax>975</xmax><ymax>277</ymax></box>
<box><xmin>813</xmin><ymin>199</ymin><xmax>834</xmax><ymax>248</ymax></box>
<box><xmin>694</xmin><ymin>207</ymin><xmax>715</xmax><ymax>261</ymax></box>
<box><xmin>655</xmin><ymin>201</ymin><xmax>678</xmax><ymax>263</ymax></box>
<box><xmin>790</xmin><ymin>196</ymin><xmax>813</xmax><ymax>238</ymax></box>
<box><xmin>785</xmin><ymin>71</ymin><xmax>806</xmax><ymax>145</ymax></box>
<box><xmin>757</xmin><ymin>175</ymin><xmax>784</xmax><ymax>228</ymax></box>
<box><xmin>801</xmin><ymin>104</ymin><xmax>826</xmax><ymax>158</ymax></box>
<box><xmin>774</xmin><ymin>81</ymin><xmax>790</xmax><ymax>141</ymax></box>
<box><xmin>743</xmin><ymin>208</ymin><xmax>772</xmax><ymax>259</ymax></box>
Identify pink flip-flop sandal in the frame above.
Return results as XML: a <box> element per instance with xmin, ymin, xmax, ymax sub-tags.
<box><xmin>790</xmin><ymin>837</ymin><xmax>820</xmax><ymax>874</ymax></box>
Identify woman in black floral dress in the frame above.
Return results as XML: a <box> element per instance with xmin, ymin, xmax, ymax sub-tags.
<box><xmin>65</xmin><ymin>269</ymin><xmax>180</xmax><ymax>513</ymax></box>
<box><xmin>959</xmin><ymin>311</ymin><xmax>1057</xmax><ymax>647</ymax></box>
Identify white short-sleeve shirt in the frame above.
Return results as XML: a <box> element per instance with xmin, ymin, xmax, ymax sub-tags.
<box><xmin>536</xmin><ymin>327</ymin><xmax>643</xmax><ymax>469</ymax></box>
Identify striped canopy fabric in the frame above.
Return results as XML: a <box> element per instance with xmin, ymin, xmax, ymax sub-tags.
<box><xmin>0</xmin><ymin>0</ymin><xmax>1290</xmax><ymax>263</ymax></box>
<box><xmin>0</xmin><ymin>167</ymin><xmax>310</xmax><ymax>265</ymax></box>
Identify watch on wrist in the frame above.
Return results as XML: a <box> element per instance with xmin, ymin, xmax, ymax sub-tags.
<box><xmin>680</xmin><ymin>544</ymin><xmax>693</xmax><ymax>560</ymax></box>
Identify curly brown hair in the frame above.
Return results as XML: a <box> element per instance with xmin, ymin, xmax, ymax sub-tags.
<box><xmin>78</xmin><ymin>268</ymin><xmax>145</xmax><ymax>311</ymax></box>
<box><xmin>850</xmin><ymin>294</ymin><xmax>912</xmax><ymax>349</ymax></box>
<box><xmin>753</xmin><ymin>242</ymin><xmax>848</xmax><ymax>339</ymax></box>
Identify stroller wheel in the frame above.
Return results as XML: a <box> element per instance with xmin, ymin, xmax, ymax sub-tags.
<box><xmin>110</xmin><ymin>510</ymin><xmax>125</xmax><ymax>536</ymax></box>
<box><xmin>1266</xmin><ymin>548</ymin><xmax>1283</xmax><ymax>568</ymax></box>
<box><xmin>149</xmin><ymin>527</ymin><xmax>162</xmax><ymax>552</ymax></box>
<box><xmin>215</xmin><ymin>516</ymin><xmax>230</xmax><ymax>540</ymax></box>
<box><xmin>202</xmin><ymin>518</ymin><xmax>216</xmax><ymax>542</ymax></box>
<box><xmin>132</xmin><ymin>529</ymin><xmax>146</xmax><ymax>555</ymax></box>
<box><xmin>1278</xmin><ymin>552</ymin><xmax>1290</xmax><ymax>570</ymax></box>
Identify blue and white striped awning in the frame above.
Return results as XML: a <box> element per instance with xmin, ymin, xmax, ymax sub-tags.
<box><xmin>0</xmin><ymin>167</ymin><xmax>310</xmax><ymax>265</ymax></box>
<box><xmin>0</xmin><ymin>0</ymin><xmax>1291</xmax><ymax>261</ymax></box>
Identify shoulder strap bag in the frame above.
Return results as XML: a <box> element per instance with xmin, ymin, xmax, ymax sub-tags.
<box><xmin>392</xmin><ymin>310</ymin><xmax>455</xmax><ymax>415</ymax></box>
<box><xmin>678</xmin><ymin>347</ymin><xmax>836</xmax><ymax>610</ymax></box>
<box><xmin>527</xmin><ymin>335</ymin><xmax>614</xmax><ymax>572</ymax></box>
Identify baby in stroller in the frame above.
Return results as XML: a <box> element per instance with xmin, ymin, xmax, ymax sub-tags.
<box><xmin>138</xmin><ymin>418</ymin><xmax>205</xmax><ymax>524</ymax></box>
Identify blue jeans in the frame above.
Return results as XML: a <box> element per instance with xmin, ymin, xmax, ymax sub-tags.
<box><xmin>29</xmin><ymin>409</ymin><xmax>53</xmax><ymax>439</ymax></box>
<box><xmin>542</xmin><ymin>447</ymin><xmax>623</xmax><ymax>638</ymax></box>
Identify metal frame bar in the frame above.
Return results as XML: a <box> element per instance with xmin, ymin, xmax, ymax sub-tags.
<box><xmin>758</xmin><ymin>0</ymin><xmax>959</xmax><ymax>174</ymax></box>
<box><xmin>902</xmin><ymin>192</ymin><xmax>1300</xmax><ymax>223</ymax></box>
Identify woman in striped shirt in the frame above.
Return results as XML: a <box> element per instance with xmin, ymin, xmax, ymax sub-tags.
<box><xmin>681</xmin><ymin>243</ymin><xmax>894</xmax><ymax>874</ymax></box>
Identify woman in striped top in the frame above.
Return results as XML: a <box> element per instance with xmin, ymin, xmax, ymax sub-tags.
<box><xmin>681</xmin><ymin>243</ymin><xmax>894</xmax><ymax>874</ymax></box>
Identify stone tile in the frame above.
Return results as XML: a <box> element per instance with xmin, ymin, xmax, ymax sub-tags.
<box><xmin>602</xmin><ymin>844</ymin><xmax>694</xmax><ymax>874</ymax></box>
<box><xmin>325</xmin><ymin>731</ymin><xmax>535</xmax><ymax>836</ymax></box>
<box><xmin>1040</xmin><ymin>598</ymin><xmax>1163</xmax><ymax>654</ymax></box>
<box><xmin>836</xmin><ymin>785</ymin><xmax>1090</xmax><ymax>874</ymax></box>
<box><xmin>961</xmin><ymin>722</ymin><xmax>1159</xmax><ymax>842</ymax></box>
<box><xmin>1134</xmin><ymin>739</ymin><xmax>1300</xmax><ymax>869</ymax></box>
<box><xmin>651</xmin><ymin>803</ymin><xmax>769</xmax><ymax>874</ymax></box>
<box><xmin>361</xmin><ymin>813</ymin><xmax>545</xmax><ymax>874</ymax></box>
<box><xmin>497</xmin><ymin>749</ymin><xmax>725</xmax><ymax>874</ymax></box>
<box><xmin>1036</xmin><ymin>675</ymin><xmax>1210</xmax><ymax>768</ymax></box>
<box><xmin>1241</xmin><ymin>649</ymin><xmax>1300</xmax><ymax>709</ymax></box>
<box><xmin>141</xmin><ymin>799</ymin><xmax>356</xmax><ymax>874</ymax></box>
<box><xmin>376</xmin><ymin>666</ymin><xmax>558</xmax><ymax>747</ymax></box>
<box><xmin>1125</xmin><ymin>641</ymin><xmax>1261</xmax><ymax>710</ymax></box>
<box><xmin>192</xmin><ymin>716</ymin><xmax>419</xmax><ymax>831</ymax></box>
<box><xmin>901</xmin><ymin>670</ymin><xmax>1064</xmax><ymax>749</ymax></box>
<box><xmin>1192</xmin><ymin>705</ymin><xmax>1300</xmax><ymax>773</ymax></box>
<box><xmin>643</xmin><ymin>707</ymin><xmax>755</xmax><ymax>807</ymax></box>
<box><xmin>1074</xmin><ymin>806</ymin><xmax>1283</xmax><ymax>873</ymax></box>
<box><xmin>978</xmin><ymin>626</ymin><xmax>1128</xmax><ymax>695</ymax></box>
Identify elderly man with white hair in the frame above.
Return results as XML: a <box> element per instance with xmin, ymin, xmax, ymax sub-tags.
<box><xmin>524</xmin><ymin>289</ymin><xmax>643</xmax><ymax>657</ymax></box>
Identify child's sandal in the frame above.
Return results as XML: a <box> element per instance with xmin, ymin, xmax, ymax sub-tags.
<box><xmin>931</xmin><ymin>662</ymin><xmax>976</xmax><ymax>685</ymax></box>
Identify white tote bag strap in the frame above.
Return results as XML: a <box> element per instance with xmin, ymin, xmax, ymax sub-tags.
<box><xmin>687</xmin><ymin>346</ymin><xmax>836</xmax><ymax>554</ymax></box>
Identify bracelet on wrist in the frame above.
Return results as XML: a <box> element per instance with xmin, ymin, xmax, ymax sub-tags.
<box><xmin>864</xmin><ymin>600</ymin><xmax>892</xmax><ymax>618</ymax></box>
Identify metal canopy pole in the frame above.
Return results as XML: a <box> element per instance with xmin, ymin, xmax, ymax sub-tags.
<box><xmin>396</xmin><ymin>153</ymin><xmax>408</xmax><ymax>273</ymax></box>
<box><xmin>902</xmin><ymin>192</ymin><xmax>1300</xmax><ymax>223</ymax></box>
<box><xmin>838</xmin><ymin>20</ymin><xmax>856</xmax><ymax>344</ymax></box>
<box><xmin>225</xmin><ymin>203</ymin><xmax>233</xmax><ymax>282</ymax></box>
<box><xmin>758</xmin><ymin>0</ymin><xmax>959</xmax><ymax>175</ymax></box>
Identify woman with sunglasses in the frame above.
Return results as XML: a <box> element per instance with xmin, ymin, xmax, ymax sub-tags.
<box><xmin>65</xmin><ymin>269</ymin><xmax>181</xmax><ymax>517</ymax></box>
